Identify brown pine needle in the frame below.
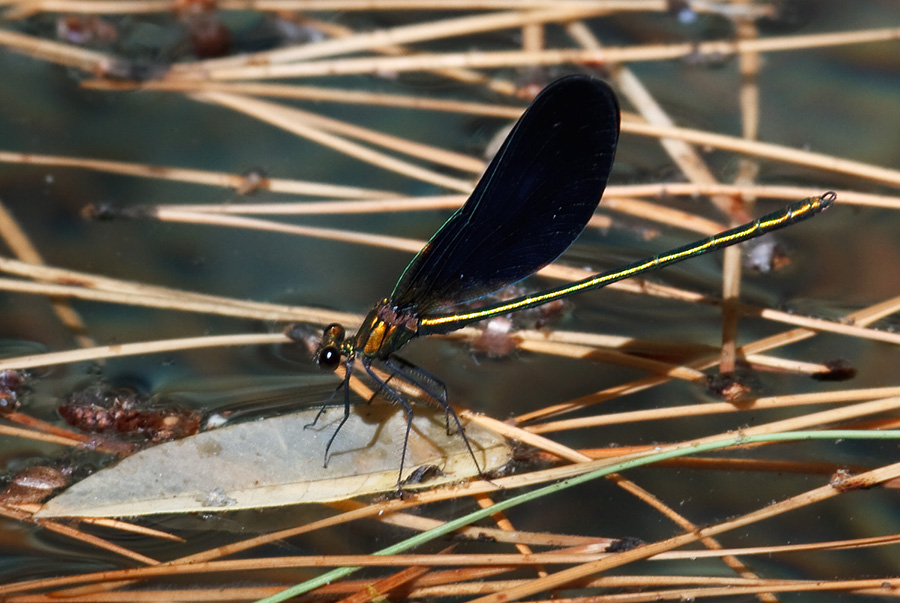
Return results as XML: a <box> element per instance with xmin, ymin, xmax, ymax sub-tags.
<box><xmin>0</xmin><ymin>26</ymin><xmax>113</xmax><ymax>71</ymax></box>
<box><xmin>0</xmin><ymin>150</ymin><xmax>398</xmax><ymax>197</ymax></box>
<box><xmin>192</xmin><ymin>91</ymin><xmax>476</xmax><ymax>192</ymax></box>
<box><xmin>0</xmin><ymin>508</ymin><xmax>161</xmax><ymax>567</ymax></box>
<box><xmin>8</xmin><ymin>477</ymin><xmax>900</xmax><ymax>597</ymax></box>
<box><xmin>83</xmin><ymin>79</ymin><xmax>527</xmax><ymax>118</ymax></box>
<box><xmin>146</xmin><ymin>194</ymin><xmax>468</xmax><ymax>215</ymax></box>
<box><xmin>77</xmin><ymin>518</ymin><xmax>186</xmax><ymax>542</ymax></box>
<box><xmin>179</xmin><ymin>7</ymin><xmax>622</xmax><ymax>73</ymax></box>
<box><xmin>516</xmin><ymin>294</ymin><xmax>900</xmax><ymax>423</ymax></box>
<box><xmin>336</xmin><ymin>546</ymin><xmax>456</xmax><ymax>603</ymax></box>
<box><xmin>182</xmin><ymin>27</ymin><xmax>900</xmax><ymax>80</ymax></box>
<box><xmin>7</xmin><ymin>0</ymin><xmax>668</xmax><ymax>19</ymax></box>
<box><xmin>624</xmin><ymin>120</ymin><xmax>900</xmax><ymax>189</ymax></box>
<box><xmin>226</xmin><ymin>103</ymin><xmax>486</xmax><ymax>174</ymax></box>
<box><xmin>0</xmin><ymin>422</ymin><xmax>107</xmax><ymax>449</ymax></box>
<box><xmin>0</xmin><ymin>276</ymin><xmax>349</xmax><ymax>324</ymax></box>
<box><xmin>0</xmin><ymin>413</ymin><xmax>134</xmax><ymax>454</ymax></box>
<box><xmin>327</xmin><ymin>499</ymin><xmax>612</xmax><ymax>548</ymax></box>
<box><xmin>0</xmin><ymin>200</ymin><xmax>94</xmax><ymax>347</ymax></box>
<box><xmin>0</xmin><ymin>332</ymin><xmax>289</xmax><ymax>371</ymax></box>
<box><xmin>528</xmin><ymin>387</ymin><xmax>900</xmax><ymax>434</ymax></box>
<box><xmin>140</xmin><ymin>184</ymin><xmax>898</xmax><ymax>218</ymax></box>
<box><xmin>462</xmin><ymin>459</ymin><xmax>900</xmax><ymax>603</ymax></box>
<box><xmin>153</xmin><ymin>208</ymin><xmax>424</xmax><ymax>253</ymax></box>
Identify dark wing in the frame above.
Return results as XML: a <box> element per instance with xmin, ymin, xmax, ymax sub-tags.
<box><xmin>389</xmin><ymin>74</ymin><xmax>620</xmax><ymax>316</ymax></box>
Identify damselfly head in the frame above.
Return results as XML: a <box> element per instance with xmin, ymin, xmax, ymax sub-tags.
<box><xmin>317</xmin><ymin>323</ymin><xmax>345</xmax><ymax>371</ymax></box>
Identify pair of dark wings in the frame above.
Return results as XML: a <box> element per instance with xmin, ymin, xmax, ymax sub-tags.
<box><xmin>389</xmin><ymin>74</ymin><xmax>621</xmax><ymax>319</ymax></box>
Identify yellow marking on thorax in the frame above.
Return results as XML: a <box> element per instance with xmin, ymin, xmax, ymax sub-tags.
<box><xmin>363</xmin><ymin>320</ymin><xmax>387</xmax><ymax>356</ymax></box>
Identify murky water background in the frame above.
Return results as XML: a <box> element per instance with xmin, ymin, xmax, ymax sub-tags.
<box><xmin>1</xmin><ymin>1</ymin><xmax>899</xmax><ymax>597</ymax></box>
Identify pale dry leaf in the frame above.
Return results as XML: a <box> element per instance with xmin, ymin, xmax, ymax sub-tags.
<box><xmin>36</xmin><ymin>404</ymin><xmax>510</xmax><ymax>518</ymax></box>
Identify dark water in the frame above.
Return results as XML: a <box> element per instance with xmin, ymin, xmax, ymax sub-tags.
<box><xmin>1</xmin><ymin>1</ymin><xmax>899</xmax><ymax>599</ymax></box>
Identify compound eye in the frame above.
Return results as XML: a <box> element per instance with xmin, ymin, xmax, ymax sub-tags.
<box><xmin>316</xmin><ymin>323</ymin><xmax>346</xmax><ymax>371</ymax></box>
<box><xmin>317</xmin><ymin>346</ymin><xmax>341</xmax><ymax>371</ymax></box>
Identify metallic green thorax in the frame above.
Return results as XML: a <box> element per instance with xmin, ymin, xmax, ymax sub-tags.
<box><xmin>344</xmin><ymin>299</ymin><xmax>419</xmax><ymax>361</ymax></box>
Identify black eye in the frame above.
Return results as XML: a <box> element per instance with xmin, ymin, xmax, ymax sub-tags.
<box><xmin>316</xmin><ymin>323</ymin><xmax>345</xmax><ymax>371</ymax></box>
<box><xmin>317</xmin><ymin>346</ymin><xmax>341</xmax><ymax>371</ymax></box>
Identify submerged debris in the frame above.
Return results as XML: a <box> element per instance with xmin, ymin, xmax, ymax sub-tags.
<box><xmin>59</xmin><ymin>385</ymin><xmax>201</xmax><ymax>444</ymax></box>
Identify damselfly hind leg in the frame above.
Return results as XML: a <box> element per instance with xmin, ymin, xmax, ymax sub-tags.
<box><xmin>361</xmin><ymin>359</ymin><xmax>419</xmax><ymax>489</ymax></box>
<box><xmin>373</xmin><ymin>356</ymin><xmax>485</xmax><ymax>488</ymax></box>
<box><xmin>381</xmin><ymin>355</ymin><xmax>453</xmax><ymax>433</ymax></box>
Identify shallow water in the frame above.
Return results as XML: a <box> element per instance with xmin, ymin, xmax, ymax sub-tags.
<box><xmin>1</xmin><ymin>2</ymin><xmax>899</xmax><ymax>598</ymax></box>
